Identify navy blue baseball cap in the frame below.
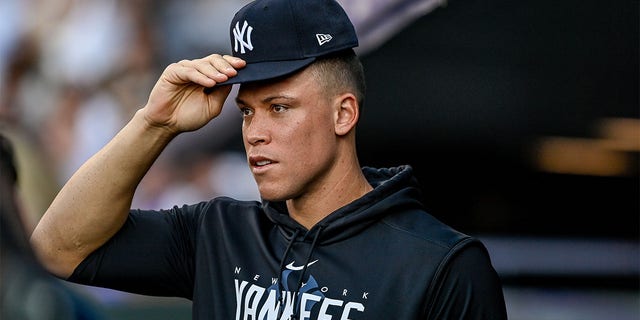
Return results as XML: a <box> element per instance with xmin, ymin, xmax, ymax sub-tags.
<box><xmin>215</xmin><ymin>0</ymin><xmax>358</xmax><ymax>86</ymax></box>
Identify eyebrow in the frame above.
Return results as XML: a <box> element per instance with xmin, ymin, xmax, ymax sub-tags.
<box><xmin>235</xmin><ymin>94</ymin><xmax>296</xmax><ymax>106</ymax></box>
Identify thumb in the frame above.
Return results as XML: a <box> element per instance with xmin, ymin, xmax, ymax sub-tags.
<box><xmin>205</xmin><ymin>84</ymin><xmax>234</xmax><ymax>116</ymax></box>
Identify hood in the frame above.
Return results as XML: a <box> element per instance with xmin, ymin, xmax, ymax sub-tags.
<box><xmin>262</xmin><ymin>165</ymin><xmax>426</xmax><ymax>319</ymax></box>
<box><xmin>262</xmin><ymin>164</ymin><xmax>425</xmax><ymax>244</ymax></box>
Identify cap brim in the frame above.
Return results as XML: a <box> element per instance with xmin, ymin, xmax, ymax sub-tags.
<box><xmin>214</xmin><ymin>57</ymin><xmax>316</xmax><ymax>87</ymax></box>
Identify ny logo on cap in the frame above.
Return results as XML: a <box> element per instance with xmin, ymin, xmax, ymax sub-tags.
<box><xmin>233</xmin><ymin>20</ymin><xmax>254</xmax><ymax>54</ymax></box>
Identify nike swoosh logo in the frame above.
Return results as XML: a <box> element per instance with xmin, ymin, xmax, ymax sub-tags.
<box><xmin>285</xmin><ymin>260</ymin><xmax>318</xmax><ymax>271</ymax></box>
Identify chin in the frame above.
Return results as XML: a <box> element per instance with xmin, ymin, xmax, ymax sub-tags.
<box><xmin>257</xmin><ymin>186</ymin><xmax>295</xmax><ymax>203</ymax></box>
<box><xmin>256</xmin><ymin>189</ymin><xmax>283</xmax><ymax>202</ymax></box>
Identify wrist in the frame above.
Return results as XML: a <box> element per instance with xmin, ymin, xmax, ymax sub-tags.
<box><xmin>132</xmin><ymin>108</ymin><xmax>179</xmax><ymax>142</ymax></box>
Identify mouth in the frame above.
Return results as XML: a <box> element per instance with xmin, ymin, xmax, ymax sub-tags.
<box><xmin>255</xmin><ymin>160</ymin><xmax>272</xmax><ymax>166</ymax></box>
<box><xmin>249</xmin><ymin>155</ymin><xmax>275</xmax><ymax>168</ymax></box>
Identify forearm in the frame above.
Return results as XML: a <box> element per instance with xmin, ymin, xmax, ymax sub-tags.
<box><xmin>31</xmin><ymin>53</ymin><xmax>244</xmax><ymax>278</ymax></box>
<box><xmin>31</xmin><ymin>109</ymin><xmax>176</xmax><ymax>278</ymax></box>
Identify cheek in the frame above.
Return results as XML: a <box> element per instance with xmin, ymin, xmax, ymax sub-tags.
<box><xmin>289</xmin><ymin>121</ymin><xmax>335</xmax><ymax>163</ymax></box>
<box><xmin>291</xmin><ymin>116</ymin><xmax>332</xmax><ymax>143</ymax></box>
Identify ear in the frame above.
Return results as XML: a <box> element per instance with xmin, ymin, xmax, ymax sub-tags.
<box><xmin>334</xmin><ymin>93</ymin><xmax>359</xmax><ymax>136</ymax></box>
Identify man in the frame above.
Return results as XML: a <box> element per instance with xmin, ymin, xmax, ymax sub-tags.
<box><xmin>31</xmin><ymin>0</ymin><xmax>508</xmax><ymax>319</ymax></box>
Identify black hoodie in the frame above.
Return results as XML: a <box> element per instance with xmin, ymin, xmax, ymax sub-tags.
<box><xmin>69</xmin><ymin>165</ymin><xmax>507</xmax><ymax>319</ymax></box>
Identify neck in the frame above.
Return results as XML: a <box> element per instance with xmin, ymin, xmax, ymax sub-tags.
<box><xmin>286</xmin><ymin>160</ymin><xmax>373</xmax><ymax>230</ymax></box>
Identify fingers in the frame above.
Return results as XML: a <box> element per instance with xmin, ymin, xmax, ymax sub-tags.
<box><xmin>145</xmin><ymin>54</ymin><xmax>245</xmax><ymax>128</ymax></box>
<box><xmin>167</xmin><ymin>54</ymin><xmax>245</xmax><ymax>89</ymax></box>
<box><xmin>206</xmin><ymin>84</ymin><xmax>234</xmax><ymax>113</ymax></box>
<box><xmin>210</xmin><ymin>54</ymin><xmax>246</xmax><ymax>78</ymax></box>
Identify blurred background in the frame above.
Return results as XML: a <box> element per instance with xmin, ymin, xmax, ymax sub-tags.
<box><xmin>1</xmin><ymin>0</ymin><xmax>637</xmax><ymax>319</ymax></box>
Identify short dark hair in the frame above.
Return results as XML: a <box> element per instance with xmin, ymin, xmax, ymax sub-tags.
<box><xmin>310</xmin><ymin>49</ymin><xmax>366</xmax><ymax>111</ymax></box>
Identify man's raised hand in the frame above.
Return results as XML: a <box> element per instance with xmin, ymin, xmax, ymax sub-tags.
<box><xmin>143</xmin><ymin>54</ymin><xmax>246</xmax><ymax>134</ymax></box>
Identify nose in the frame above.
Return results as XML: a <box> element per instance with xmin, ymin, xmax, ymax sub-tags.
<box><xmin>244</xmin><ymin>115</ymin><xmax>270</xmax><ymax>146</ymax></box>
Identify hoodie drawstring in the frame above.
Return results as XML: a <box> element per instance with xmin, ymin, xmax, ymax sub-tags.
<box><xmin>277</xmin><ymin>229</ymin><xmax>300</xmax><ymax>302</ymax></box>
<box><xmin>276</xmin><ymin>228</ymin><xmax>300</xmax><ymax>320</ymax></box>
<box><xmin>276</xmin><ymin>226</ymin><xmax>324</xmax><ymax>320</ymax></box>
<box><xmin>290</xmin><ymin>226</ymin><xmax>323</xmax><ymax>320</ymax></box>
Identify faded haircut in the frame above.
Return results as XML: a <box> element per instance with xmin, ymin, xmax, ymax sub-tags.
<box><xmin>309</xmin><ymin>49</ymin><xmax>366</xmax><ymax>111</ymax></box>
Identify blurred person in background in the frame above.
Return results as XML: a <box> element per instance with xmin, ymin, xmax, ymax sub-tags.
<box><xmin>0</xmin><ymin>133</ymin><xmax>104</xmax><ymax>320</ymax></box>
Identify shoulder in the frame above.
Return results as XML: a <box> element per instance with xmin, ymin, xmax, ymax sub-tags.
<box><xmin>195</xmin><ymin>196</ymin><xmax>264</xmax><ymax>221</ymax></box>
<box><xmin>164</xmin><ymin>197</ymin><xmax>269</xmax><ymax>234</ymax></box>
<box><xmin>380</xmin><ymin>208</ymin><xmax>474</xmax><ymax>252</ymax></box>
<box><xmin>379</xmin><ymin>211</ymin><xmax>506</xmax><ymax>318</ymax></box>
<box><xmin>377</xmin><ymin>208</ymin><xmax>499</xmax><ymax>280</ymax></box>
<box><xmin>125</xmin><ymin>197</ymin><xmax>266</xmax><ymax>241</ymax></box>
<box><xmin>135</xmin><ymin>196</ymin><xmax>264</xmax><ymax>221</ymax></box>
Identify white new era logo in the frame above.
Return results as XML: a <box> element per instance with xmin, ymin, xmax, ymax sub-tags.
<box><xmin>316</xmin><ymin>33</ymin><xmax>333</xmax><ymax>46</ymax></box>
<box><xmin>233</xmin><ymin>20</ymin><xmax>254</xmax><ymax>54</ymax></box>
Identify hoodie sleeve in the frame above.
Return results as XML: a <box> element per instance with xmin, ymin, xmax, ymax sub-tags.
<box><xmin>425</xmin><ymin>241</ymin><xmax>508</xmax><ymax>320</ymax></box>
<box><xmin>67</xmin><ymin>204</ymin><xmax>205</xmax><ymax>299</ymax></box>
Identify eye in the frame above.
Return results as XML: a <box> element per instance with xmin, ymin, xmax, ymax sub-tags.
<box><xmin>272</xmin><ymin>104</ymin><xmax>288</xmax><ymax>113</ymax></box>
<box><xmin>239</xmin><ymin>107</ymin><xmax>253</xmax><ymax>117</ymax></box>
